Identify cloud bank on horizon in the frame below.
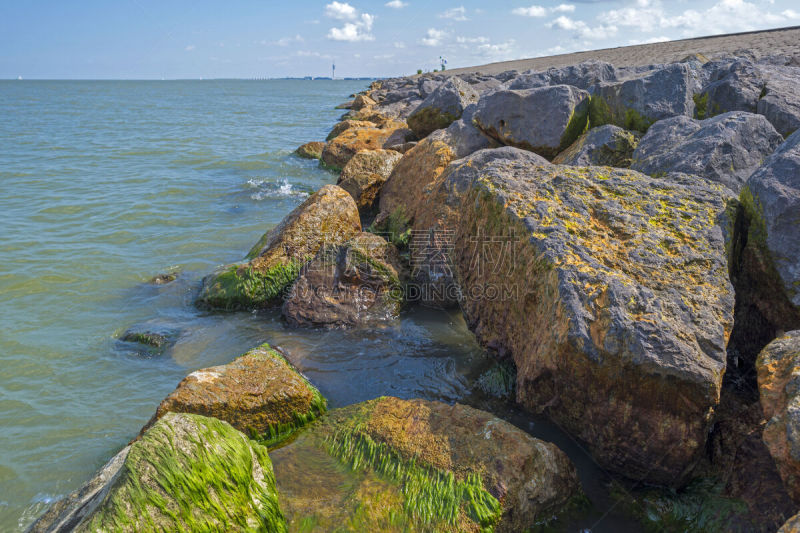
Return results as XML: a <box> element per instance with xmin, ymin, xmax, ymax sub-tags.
<box><xmin>1</xmin><ymin>0</ymin><xmax>798</xmax><ymax>78</ymax></box>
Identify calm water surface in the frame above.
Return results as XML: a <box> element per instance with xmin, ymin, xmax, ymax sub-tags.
<box><xmin>0</xmin><ymin>80</ymin><xmax>637</xmax><ymax>532</ymax></box>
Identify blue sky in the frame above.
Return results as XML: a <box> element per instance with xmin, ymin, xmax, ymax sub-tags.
<box><xmin>1</xmin><ymin>0</ymin><xmax>798</xmax><ymax>79</ymax></box>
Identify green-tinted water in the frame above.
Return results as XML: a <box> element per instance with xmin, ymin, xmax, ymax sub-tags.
<box><xmin>0</xmin><ymin>80</ymin><xmax>643</xmax><ymax>532</ymax></box>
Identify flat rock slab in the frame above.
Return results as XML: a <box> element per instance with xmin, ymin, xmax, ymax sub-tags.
<box><xmin>270</xmin><ymin>396</ymin><xmax>581</xmax><ymax>532</ymax></box>
<box><xmin>446</xmin><ymin>157</ymin><xmax>735</xmax><ymax>484</ymax></box>
<box><xmin>146</xmin><ymin>342</ymin><xmax>326</xmax><ymax>447</ymax></box>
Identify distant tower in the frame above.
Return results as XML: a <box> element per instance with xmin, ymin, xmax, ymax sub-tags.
<box><xmin>332</xmin><ymin>62</ymin><xmax>336</xmax><ymax>80</ymax></box>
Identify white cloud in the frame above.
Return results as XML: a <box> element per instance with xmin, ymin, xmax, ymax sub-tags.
<box><xmin>440</xmin><ymin>6</ymin><xmax>468</xmax><ymax>21</ymax></box>
<box><xmin>325</xmin><ymin>4</ymin><xmax>375</xmax><ymax>42</ymax></box>
<box><xmin>328</xmin><ymin>13</ymin><xmax>375</xmax><ymax>41</ymax></box>
<box><xmin>297</xmin><ymin>50</ymin><xmax>333</xmax><ymax>59</ymax></box>
<box><xmin>385</xmin><ymin>0</ymin><xmax>407</xmax><ymax>8</ymax></box>
<box><xmin>184</xmin><ymin>45</ymin><xmax>195</xmax><ymax>51</ymax></box>
<box><xmin>627</xmin><ymin>35</ymin><xmax>671</xmax><ymax>45</ymax></box>
<box><xmin>420</xmin><ymin>28</ymin><xmax>448</xmax><ymax>46</ymax></box>
<box><xmin>553</xmin><ymin>4</ymin><xmax>576</xmax><ymax>13</ymax></box>
<box><xmin>512</xmin><ymin>5</ymin><xmax>547</xmax><ymax>17</ymax></box>
<box><xmin>325</xmin><ymin>1</ymin><xmax>358</xmax><ymax>20</ymax></box>
<box><xmin>394</xmin><ymin>41</ymin><xmax>407</xmax><ymax>48</ymax></box>
<box><xmin>275</xmin><ymin>34</ymin><xmax>304</xmax><ymax>47</ymax></box>
<box><xmin>456</xmin><ymin>36</ymin><xmax>490</xmax><ymax>44</ymax></box>
<box><xmin>547</xmin><ymin>15</ymin><xmax>617</xmax><ymax>40</ymax></box>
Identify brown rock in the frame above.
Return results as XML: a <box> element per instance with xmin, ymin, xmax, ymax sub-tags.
<box><xmin>270</xmin><ymin>396</ymin><xmax>582</xmax><ymax>532</ymax></box>
<box><xmin>146</xmin><ymin>343</ymin><xmax>326</xmax><ymax>446</ymax></box>
<box><xmin>337</xmin><ymin>149</ymin><xmax>403</xmax><ymax>213</ymax></box>
<box><xmin>326</xmin><ymin>119</ymin><xmax>371</xmax><ymax>141</ymax></box>
<box><xmin>351</xmin><ymin>93</ymin><xmax>377</xmax><ymax>110</ymax></box>
<box><xmin>197</xmin><ymin>184</ymin><xmax>361</xmax><ymax>310</ymax></box>
<box><xmin>282</xmin><ymin>232</ymin><xmax>404</xmax><ymax>327</ymax></box>
<box><xmin>294</xmin><ymin>141</ymin><xmax>326</xmax><ymax>159</ymax></box>
<box><xmin>321</xmin><ymin>121</ymin><xmax>407</xmax><ymax>170</ymax></box>
<box><xmin>757</xmin><ymin>330</ymin><xmax>800</xmax><ymax>503</ymax></box>
<box><xmin>780</xmin><ymin>511</ymin><xmax>800</xmax><ymax>533</ymax></box>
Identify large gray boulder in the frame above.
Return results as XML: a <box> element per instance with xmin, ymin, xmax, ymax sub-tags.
<box><xmin>508</xmin><ymin>60</ymin><xmax>617</xmax><ymax>90</ymax></box>
<box><xmin>631</xmin><ymin>111</ymin><xmax>784</xmax><ymax>192</ymax></box>
<box><xmin>591</xmin><ymin>63</ymin><xmax>697</xmax><ymax>131</ymax></box>
<box><xmin>553</xmin><ymin>124</ymin><xmax>639</xmax><ymax>168</ymax></box>
<box><xmin>407</xmin><ymin>77</ymin><xmax>479</xmax><ymax>138</ymax></box>
<box><xmin>429</xmin><ymin>104</ymin><xmax>496</xmax><ymax>159</ymax></box>
<box><xmin>758</xmin><ymin>66</ymin><xmax>800</xmax><ymax>137</ymax></box>
<box><xmin>473</xmin><ymin>84</ymin><xmax>591</xmax><ymax>159</ymax></box>
<box><xmin>442</xmin><ymin>158</ymin><xmax>734</xmax><ymax>485</ymax></box>
<box><xmin>698</xmin><ymin>59</ymin><xmax>763</xmax><ymax>117</ymax></box>
<box><xmin>746</xmin><ymin>129</ymin><xmax>800</xmax><ymax>310</ymax></box>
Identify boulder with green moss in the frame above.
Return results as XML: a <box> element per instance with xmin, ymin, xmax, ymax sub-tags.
<box><xmin>283</xmin><ymin>232</ymin><xmax>405</xmax><ymax>327</ymax></box>
<box><xmin>590</xmin><ymin>63</ymin><xmax>697</xmax><ymax>132</ymax></box>
<box><xmin>553</xmin><ymin>124</ymin><xmax>639</xmax><ymax>167</ymax></box>
<box><xmin>473</xmin><ymin>84</ymin><xmax>591</xmax><ymax>159</ymax></box>
<box><xmin>743</xmin><ymin>129</ymin><xmax>800</xmax><ymax>314</ymax></box>
<box><xmin>146</xmin><ymin>342</ymin><xmax>326</xmax><ymax>447</ymax></box>
<box><xmin>407</xmin><ymin>77</ymin><xmax>479</xmax><ymax>138</ymax></box>
<box><xmin>29</xmin><ymin>412</ymin><xmax>286</xmax><ymax>532</ymax></box>
<box><xmin>197</xmin><ymin>185</ymin><xmax>361</xmax><ymax>310</ymax></box>
<box><xmin>337</xmin><ymin>149</ymin><xmax>403</xmax><ymax>214</ymax></box>
<box><xmin>756</xmin><ymin>331</ymin><xmax>800</xmax><ymax>503</ymax></box>
<box><xmin>269</xmin><ymin>396</ymin><xmax>582</xmax><ymax>532</ymax></box>
<box><xmin>631</xmin><ymin>111</ymin><xmax>783</xmax><ymax>192</ymax></box>
<box><xmin>444</xmin><ymin>159</ymin><xmax>735</xmax><ymax>485</ymax></box>
<box><xmin>294</xmin><ymin>141</ymin><xmax>326</xmax><ymax>160</ymax></box>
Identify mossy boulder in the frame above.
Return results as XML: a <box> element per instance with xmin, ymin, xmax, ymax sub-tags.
<box><xmin>146</xmin><ymin>343</ymin><xmax>326</xmax><ymax>447</ymax></box>
<box><xmin>744</xmin><ymin>129</ymin><xmax>800</xmax><ymax>313</ymax></box>
<box><xmin>591</xmin><ymin>63</ymin><xmax>697</xmax><ymax>132</ymax></box>
<box><xmin>282</xmin><ymin>232</ymin><xmax>404</xmax><ymax>327</ymax></box>
<box><xmin>29</xmin><ymin>413</ymin><xmax>286</xmax><ymax>532</ymax></box>
<box><xmin>631</xmin><ymin>111</ymin><xmax>783</xmax><ymax>192</ymax></box>
<box><xmin>756</xmin><ymin>331</ymin><xmax>800</xmax><ymax>503</ymax></box>
<box><xmin>780</xmin><ymin>511</ymin><xmax>800</xmax><ymax>533</ymax></box>
<box><xmin>326</xmin><ymin>119</ymin><xmax>371</xmax><ymax>142</ymax></box>
<box><xmin>337</xmin><ymin>149</ymin><xmax>403</xmax><ymax>214</ymax></box>
<box><xmin>197</xmin><ymin>185</ymin><xmax>361</xmax><ymax>310</ymax></box>
<box><xmin>473</xmin><ymin>84</ymin><xmax>591</xmax><ymax>159</ymax></box>
<box><xmin>270</xmin><ymin>397</ymin><xmax>582</xmax><ymax>532</ymax></box>
<box><xmin>321</xmin><ymin>120</ymin><xmax>408</xmax><ymax>170</ymax></box>
<box><xmin>294</xmin><ymin>141</ymin><xmax>326</xmax><ymax>160</ymax></box>
<box><xmin>445</xmin><ymin>159</ymin><xmax>734</xmax><ymax>485</ymax></box>
<box><xmin>553</xmin><ymin>124</ymin><xmax>639</xmax><ymax>168</ymax></box>
<box><xmin>407</xmin><ymin>77</ymin><xmax>479</xmax><ymax>138</ymax></box>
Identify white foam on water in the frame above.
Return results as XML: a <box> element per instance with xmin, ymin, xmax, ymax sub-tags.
<box><xmin>248</xmin><ymin>178</ymin><xmax>309</xmax><ymax>200</ymax></box>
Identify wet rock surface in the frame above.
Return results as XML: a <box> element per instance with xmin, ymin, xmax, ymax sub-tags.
<box><xmin>336</xmin><ymin>149</ymin><xmax>402</xmax><ymax>215</ymax></box>
<box><xmin>270</xmin><ymin>396</ymin><xmax>582</xmax><ymax>532</ymax></box>
<box><xmin>145</xmin><ymin>343</ymin><xmax>326</xmax><ymax>446</ymax></box>
<box><xmin>197</xmin><ymin>184</ymin><xmax>361</xmax><ymax>310</ymax></box>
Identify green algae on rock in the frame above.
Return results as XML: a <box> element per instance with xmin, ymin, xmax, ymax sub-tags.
<box><xmin>552</xmin><ymin>124</ymin><xmax>639</xmax><ymax>168</ymax></box>
<box><xmin>294</xmin><ymin>141</ymin><xmax>326</xmax><ymax>160</ymax></box>
<box><xmin>441</xmin><ymin>157</ymin><xmax>735</xmax><ymax>485</ymax></box>
<box><xmin>145</xmin><ymin>342</ymin><xmax>326</xmax><ymax>448</ymax></box>
<box><xmin>197</xmin><ymin>184</ymin><xmax>361</xmax><ymax>310</ymax></box>
<box><xmin>270</xmin><ymin>397</ymin><xmax>581</xmax><ymax>532</ymax></box>
<box><xmin>29</xmin><ymin>413</ymin><xmax>286</xmax><ymax>532</ymax></box>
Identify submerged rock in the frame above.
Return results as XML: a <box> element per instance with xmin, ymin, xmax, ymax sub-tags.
<box><xmin>146</xmin><ymin>343</ymin><xmax>326</xmax><ymax>446</ymax></box>
<box><xmin>197</xmin><ymin>185</ymin><xmax>361</xmax><ymax>310</ymax></box>
<box><xmin>116</xmin><ymin>324</ymin><xmax>178</xmax><ymax>358</ymax></box>
<box><xmin>473</xmin><ymin>84</ymin><xmax>591</xmax><ymax>159</ymax></box>
<box><xmin>407</xmin><ymin>77</ymin><xmax>479</xmax><ymax>138</ymax></box>
<box><xmin>553</xmin><ymin>124</ymin><xmax>639</xmax><ymax>168</ymax></box>
<box><xmin>295</xmin><ymin>141</ymin><xmax>326</xmax><ymax>160</ymax></box>
<box><xmin>270</xmin><ymin>396</ymin><xmax>582</xmax><ymax>532</ymax></box>
<box><xmin>446</xmin><ymin>160</ymin><xmax>734</xmax><ymax>484</ymax></box>
<box><xmin>757</xmin><ymin>331</ymin><xmax>800</xmax><ymax>503</ymax></box>
<box><xmin>337</xmin><ymin>149</ymin><xmax>403</xmax><ymax>214</ymax></box>
<box><xmin>283</xmin><ymin>232</ymin><xmax>404</xmax><ymax>327</ymax></box>
<box><xmin>147</xmin><ymin>272</ymin><xmax>177</xmax><ymax>285</ymax></box>
<box><xmin>29</xmin><ymin>413</ymin><xmax>286</xmax><ymax>532</ymax></box>
<box><xmin>631</xmin><ymin>111</ymin><xmax>783</xmax><ymax>192</ymax></box>
<box><xmin>591</xmin><ymin>63</ymin><xmax>697</xmax><ymax>131</ymax></box>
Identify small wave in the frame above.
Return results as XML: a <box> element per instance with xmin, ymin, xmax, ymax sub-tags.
<box><xmin>247</xmin><ymin>178</ymin><xmax>310</xmax><ymax>200</ymax></box>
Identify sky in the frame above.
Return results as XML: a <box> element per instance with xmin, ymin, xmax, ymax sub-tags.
<box><xmin>1</xmin><ymin>0</ymin><xmax>798</xmax><ymax>79</ymax></box>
